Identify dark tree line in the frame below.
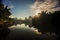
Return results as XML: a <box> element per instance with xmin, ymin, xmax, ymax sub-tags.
<box><xmin>32</xmin><ymin>11</ymin><xmax>60</xmax><ymax>35</ymax></box>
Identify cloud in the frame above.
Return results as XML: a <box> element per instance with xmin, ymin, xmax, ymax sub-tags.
<box><xmin>30</xmin><ymin>0</ymin><xmax>60</xmax><ymax>14</ymax></box>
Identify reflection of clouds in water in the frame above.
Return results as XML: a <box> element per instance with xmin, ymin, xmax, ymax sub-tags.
<box><xmin>31</xmin><ymin>27</ymin><xmax>42</xmax><ymax>35</ymax></box>
<box><xmin>8</xmin><ymin>24</ymin><xmax>58</xmax><ymax>40</ymax></box>
<box><xmin>9</xmin><ymin>24</ymin><xmax>42</xmax><ymax>35</ymax></box>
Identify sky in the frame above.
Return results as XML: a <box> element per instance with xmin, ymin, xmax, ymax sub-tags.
<box><xmin>31</xmin><ymin>0</ymin><xmax>60</xmax><ymax>15</ymax></box>
<box><xmin>2</xmin><ymin>0</ymin><xmax>35</xmax><ymax>18</ymax></box>
<box><xmin>2</xmin><ymin>0</ymin><xmax>60</xmax><ymax>18</ymax></box>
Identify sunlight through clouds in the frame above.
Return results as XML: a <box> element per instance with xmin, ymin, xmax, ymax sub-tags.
<box><xmin>30</xmin><ymin>0</ymin><xmax>60</xmax><ymax>15</ymax></box>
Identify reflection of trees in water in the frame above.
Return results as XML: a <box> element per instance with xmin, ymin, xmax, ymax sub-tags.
<box><xmin>0</xmin><ymin>1</ymin><xmax>59</xmax><ymax>40</ymax></box>
<box><xmin>0</xmin><ymin>3</ymin><xmax>33</xmax><ymax>40</ymax></box>
<box><xmin>13</xmin><ymin>23</ymin><xmax>32</xmax><ymax>27</ymax></box>
<box><xmin>32</xmin><ymin>11</ymin><xmax>60</xmax><ymax>39</ymax></box>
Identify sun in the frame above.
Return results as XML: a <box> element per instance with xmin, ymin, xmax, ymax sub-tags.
<box><xmin>34</xmin><ymin>10</ymin><xmax>41</xmax><ymax>15</ymax></box>
<box><xmin>35</xmin><ymin>12</ymin><xmax>38</xmax><ymax>15</ymax></box>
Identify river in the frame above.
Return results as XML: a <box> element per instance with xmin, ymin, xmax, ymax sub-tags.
<box><xmin>0</xmin><ymin>24</ymin><xmax>57</xmax><ymax>40</ymax></box>
<box><xmin>4</xmin><ymin>24</ymin><xmax>42</xmax><ymax>40</ymax></box>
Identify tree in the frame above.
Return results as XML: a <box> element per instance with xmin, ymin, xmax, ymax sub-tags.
<box><xmin>32</xmin><ymin>11</ymin><xmax>60</xmax><ymax>34</ymax></box>
<box><xmin>0</xmin><ymin>4</ymin><xmax>11</xmax><ymax>19</ymax></box>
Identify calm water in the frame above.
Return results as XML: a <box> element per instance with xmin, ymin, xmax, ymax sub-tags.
<box><xmin>2</xmin><ymin>24</ymin><xmax>57</xmax><ymax>40</ymax></box>
<box><xmin>5</xmin><ymin>24</ymin><xmax>42</xmax><ymax>40</ymax></box>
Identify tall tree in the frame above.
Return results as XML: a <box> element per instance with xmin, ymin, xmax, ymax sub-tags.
<box><xmin>0</xmin><ymin>4</ymin><xmax>11</xmax><ymax>19</ymax></box>
<box><xmin>32</xmin><ymin>11</ymin><xmax>60</xmax><ymax>34</ymax></box>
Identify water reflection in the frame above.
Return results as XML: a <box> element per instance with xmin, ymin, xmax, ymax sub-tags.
<box><xmin>8</xmin><ymin>24</ymin><xmax>42</xmax><ymax>35</ymax></box>
<box><xmin>0</xmin><ymin>24</ymin><xmax>58</xmax><ymax>40</ymax></box>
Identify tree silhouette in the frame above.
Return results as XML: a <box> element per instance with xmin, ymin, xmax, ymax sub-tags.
<box><xmin>0</xmin><ymin>3</ymin><xmax>13</xmax><ymax>40</ymax></box>
<box><xmin>0</xmin><ymin>4</ymin><xmax>11</xmax><ymax>19</ymax></box>
<box><xmin>32</xmin><ymin>11</ymin><xmax>60</xmax><ymax>35</ymax></box>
